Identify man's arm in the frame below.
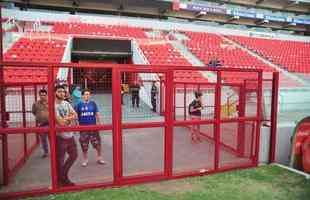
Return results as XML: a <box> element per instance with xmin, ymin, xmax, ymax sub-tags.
<box><xmin>55</xmin><ymin>108</ymin><xmax>65</xmax><ymax>126</ymax></box>
<box><xmin>96</xmin><ymin>112</ymin><xmax>101</xmax><ymax>124</ymax></box>
<box><xmin>31</xmin><ymin>103</ymin><xmax>37</xmax><ymax>116</ymax></box>
<box><xmin>94</xmin><ymin>102</ymin><xmax>101</xmax><ymax>124</ymax></box>
<box><xmin>66</xmin><ymin>104</ymin><xmax>78</xmax><ymax>121</ymax></box>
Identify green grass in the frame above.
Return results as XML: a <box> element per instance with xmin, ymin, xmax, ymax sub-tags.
<box><xmin>26</xmin><ymin>165</ymin><xmax>310</xmax><ymax>200</ymax></box>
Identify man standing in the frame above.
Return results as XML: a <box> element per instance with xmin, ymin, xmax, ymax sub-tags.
<box><xmin>55</xmin><ymin>85</ymin><xmax>78</xmax><ymax>187</ymax></box>
<box><xmin>130</xmin><ymin>81</ymin><xmax>141</xmax><ymax>108</ymax></box>
<box><xmin>75</xmin><ymin>89</ymin><xmax>105</xmax><ymax>167</ymax></box>
<box><xmin>32</xmin><ymin>89</ymin><xmax>49</xmax><ymax>158</ymax></box>
<box><xmin>151</xmin><ymin>81</ymin><xmax>158</xmax><ymax>112</ymax></box>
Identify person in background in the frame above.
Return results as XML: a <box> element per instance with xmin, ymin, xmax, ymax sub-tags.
<box><xmin>71</xmin><ymin>85</ymin><xmax>82</xmax><ymax>107</ymax></box>
<box><xmin>75</xmin><ymin>89</ymin><xmax>105</xmax><ymax>167</ymax></box>
<box><xmin>62</xmin><ymin>83</ymin><xmax>72</xmax><ymax>103</ymax></box>
<box><xmin>130</xmin><ymin>80</ymin><xmax>141</xmax><ymax>108</ymax></box>
<box><xmin>121</xmin><ymin>84</ymin><xmax>125</xmax><ymax>105</ymax></box>
<box><xmin>188</xmin><ymin>91</ymin><xmax>203</xmax><ymax>143</ymax></box>
<box><xmin>151</xmin><ymin>81</ymin><xmax>158</xmax><ymax>112</ymax></box>
<box><xmin>208</xmin><ymin>58</ymin><xmax>222</xmax><ymax>67</ymax></box>
<box><xmin>54</xmin><ymin>85</ymin><xmax>78</xmax><ymax>187</ymax></box>
<box><xmin>32</xmin><ymin>88</ymin><xmax>49</xmax><ymax>158</ymax></box>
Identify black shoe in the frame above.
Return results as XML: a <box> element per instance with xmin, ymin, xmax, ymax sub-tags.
<box><xmin>63</xmin><ymin>179</ymin><xmax>75</xmax><ymax>187</ymax></box>
<box><xmin>41</xmin><ymin>153</ymin><xmax>48</xmax><ymax>158</ymax></box>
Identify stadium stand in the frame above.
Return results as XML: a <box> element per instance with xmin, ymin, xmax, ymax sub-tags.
<box><xmin>138</xmin><ymin>41</ymin><xmax>209</xmax><ymax>83</ymax></box>
<box><xmin>3</xmin><ymin>35</ymin><xmax>68</xmax><ymax>83</ymax></box>
<box><xmin>52</xmin><ymin>22</ymin><xmax>147</xmax><ymax>39</ymax></box>
<box><xmin>184</xmin><ymin>31</ymin><xmax>275</xmax><ymax>72</ymax></box>
<box><xmin>228</xmin><ymin>35</ymin><xmax>310</xmax><ymax>73</ymax></box>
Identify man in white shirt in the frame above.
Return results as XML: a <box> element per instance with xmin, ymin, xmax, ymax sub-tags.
<box><xmin>55</xmin><ymin>85</ymin><xmax>78</xmax><ymax>187</ymax></box>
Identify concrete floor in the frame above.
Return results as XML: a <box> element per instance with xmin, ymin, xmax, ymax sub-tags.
<box><xmin>0</xmin><ymin>94</ymin><xmax>253</xmax><ymax>194</ymax></box>
<box><xmin>0</xmin><ymin>125</ymin><xmax>252</xmax><ymax>194</ymax></box>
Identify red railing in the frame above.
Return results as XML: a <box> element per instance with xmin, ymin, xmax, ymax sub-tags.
<box><xmin>0</xmin><ymin>61</ymin><xmax>280</xmax><ymax>199</ymax></box>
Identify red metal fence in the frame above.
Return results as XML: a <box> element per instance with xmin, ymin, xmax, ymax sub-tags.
<box><xmin>0</xmin><ymin>63</ymin><xmax>279</xmax><ymax>199</ymax></box>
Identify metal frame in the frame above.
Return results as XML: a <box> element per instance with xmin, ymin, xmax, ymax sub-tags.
<box><xmin>0</xmin><ymin>61</ymin><xmax>279</xmax><ymax>199</ymax></box>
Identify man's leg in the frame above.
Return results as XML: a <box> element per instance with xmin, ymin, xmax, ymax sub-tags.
<box><xmin>136</xmin><ymin>95</ymin><xmax>140</xmax><ymax>108</ymax></box>
<box><xmin>151</xmin><ymin>98</ymin><xmax>156</xmax><ymax>112</ymax></box>
<box><xmin>90</xmin><ymin>132</ymin><xmax>105</xmax><ymax>164</ymax></box>
<box><xmin>40</xmin><ymin>133</ymin><xmax>49</xmax><ymax>157</ymax></box>
<box><xmin>56</xmin><ymin>136</ymin><xmax>66</xmax><ymax>186</ymax></box>
<box><xmin>79</xmin><ymin>133</ymin><xmax>90</xmax><ymax>166</ymax></box>
<box><xmin>63</xmin><ymin>137</ymin><xmax>78</xmax><ymax>185</ymax></box>
<box><xmin>132</xmin><ymin>95</ymin><xmax>135</xmax><ymax>107</ymax></box>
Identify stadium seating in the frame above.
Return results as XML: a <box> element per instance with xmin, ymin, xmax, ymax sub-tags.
<box><xmin>3</xmin><ymin>37</ymin><xmax>67</xmax><ymax>83</ymax></box>
<box><xmin>52</xmin><ymin>22</ymin><xmax>147</xmax><ymax>39</ymax></box>
<box><xmin>183</xmin><ymin>31</ymin><xmax>279</xmax><ymax>84</ymax></box>
<box><xmin>139</xmin><ymin>41</ymin><xmax>208</xmax><ymax>83</ymax></box>
<box><xmin>228</xmin><ymin>35</ymin><xmax>310</xmax><ymax>73</ymax></box>
<box><xmin>184</xmin><ymin>31</ymin><xmax>275</xmax><ymax>72</ymax></box>
<box><xmin>3</xmin><ymin>21</ymin><xmax>307</xmax><ymax>88</ymax></box>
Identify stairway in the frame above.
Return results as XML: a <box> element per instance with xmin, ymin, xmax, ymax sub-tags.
<box><xmin>170</xmin><ymin>40</ymin><xmax>217</xmax><ymax>82</ymax></box>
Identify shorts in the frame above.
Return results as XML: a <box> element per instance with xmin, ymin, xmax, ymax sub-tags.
<box><xmin>79</xmin><ymin>131</ymin><xmax>101</xmax><ymax>152</ymax></box>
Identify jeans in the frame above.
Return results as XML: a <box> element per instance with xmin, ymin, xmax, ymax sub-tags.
<box><xmin>56</xmin><ymin>136</ymin><xmax>78</xmax><ymax>184</ymax></box>
<box><xmin>39</xmin><ymin>123</ymin><xmax>49</xmax><ymax>154</ymax></box>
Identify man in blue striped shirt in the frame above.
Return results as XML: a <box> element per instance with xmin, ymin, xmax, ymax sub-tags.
<box><xmin>75</xmin><ymin>89</ymin><xmax>105</xmax><ymax>167</ymax></box>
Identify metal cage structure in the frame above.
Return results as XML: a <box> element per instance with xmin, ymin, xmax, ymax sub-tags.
<box><xmin>0</xmin><ymin>61</ymin><xmax>279</xmax><ymax>199</ymax></box>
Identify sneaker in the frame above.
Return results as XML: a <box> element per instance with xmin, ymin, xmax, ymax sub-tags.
<box><xmin>62</xmin><ymin>179</ymin><xmax>75</xmax><ymax>187</ymax></box>
<box><xmin>97</xmin><ymin>160</ymin><xmax>106</xmax><ymax>165</ymax></box>
<box><xmin>41</xmin><ymin>153</ymin><xmax>48</xmax><ymax>158</ymax></box>
<box><xmin>81</xmin><ymin>160</ymin><xmax>88</xmax><ymax>167</ymax></box>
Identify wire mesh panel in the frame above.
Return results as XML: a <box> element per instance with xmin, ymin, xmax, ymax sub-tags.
<box><xmin>120</xmin><ymin>72</ymin><xmax>164</xmax><ymax>123</ymax></box>
<box><xmin>56</xmin><ymin>131</ymin><xmax>113</xmax><ymax>186</ymax></box>
<box><xmin>5</xmin><ymin>87</ymin><xmax>23</xmax><ymax>128</ymax></box>
<box><xmin>7</xmin><ymin>133</ymin><xmax>24</xmax><ymax>172</ymax></box>
<box><xmin>172</xmin><ymin>69</ymin><xmax>216</xmax><ymax>174</ymax></box>
<box><xmin>0</xmin><ymin>131</ymin><xmax>51</xmax><ymax>194</ymax></box>
<box><xmin>219</xmin><ymin>122</ymin><xmax>255</xmax><ymax>168</ymax></box>
<box><xmin>173</xmin><ymin>124</ymin><xmax>215</xmax><ymax>174</ymax></box>
<box><xmin>262</xmin><ymin>79</ymin><xmax>273</xmax><ymax>123</ymax></box>
<box><xmin>174</xmin><ymin>70</ymin><xmax>216</xmax><ymax>121</ymax></box>
<box><xmin>122</xmin><ymin>127</ymin><xmax>164</xmax><ymax>177</ymax></box>
<box><xmin>221</xmin><ymin>86</ymin><xmax>240</xmax><ymax>119</ymax></box>
<box><xmin>24</xmin><ymin>86</ymin><xmax>37</xmax><ymax>127</ymax></box>
<box><xmin>0</xmin><ymin>62</ymin><xmax>266</xmax><ymax>198</ymax></box>
<box><xmin>175</xmin><ymin>85</ymin><xmax>216</xmax><ymax>121</ymax></box>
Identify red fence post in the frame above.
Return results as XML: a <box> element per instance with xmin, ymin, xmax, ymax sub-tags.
<box><xmin>0</xmin><ymin>5</ymin><xmax>9</xmax><ymax>186</ymax></box>
<box><xmin>112</xmin><ymin>67</ymin><xmax>123</xmax><ymax>184</ymax></box>
<box><xmin>254</xmin><ymin>71</ymin><xmax>263</xmax><ymax>165</ymax></box>
<box><xmin>237</xmin><ymin>84</ymin><xmax>246</xmax><ymax>156</ymax></box>
<box><xmin>34</xmin><ymin>85</ymin><xmax>40</xmax><ymax>145</ymax></box>
<box><xmin>269</xmin><ymin>72</ymin><xmax>279</xmax><ymax>163</ymax></box>
<box><xmin>184</xmin><ymin>83</ymin><xmax>187</xmax><ymax>121</ymax></box>
<box><xmin>47</xmin><ymin>66</ymin><xmax>58</xmax><ymax>191</ymax></box>
<box><xmin>164</xmin><ymin>70</ymin><xmax>174</xmax><ymax>177</ymax></box>
<box><xmin>214</xmin><ymin>71</ymin><xmax>221</xmax><ymax>170</ymax></box>
<box><xmin>160</xmin><ymin>78</ymin><xmax>164</xmax><ymax>115</ymax></box>
<box><xmin>21</xmin><ymin>86</ymin><xmax>28</xmax><ymax>160</ymax></box>
<box><xmin>173</xmin><ymin>86</ymin><xmax>176</xmax><ymax>120</ymax></box>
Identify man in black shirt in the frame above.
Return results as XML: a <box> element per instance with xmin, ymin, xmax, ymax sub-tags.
<box><xmin>188</xmin><ymin>91</ymin><xmax>203</xmax><ymax>143</ymax></box>
<box><xmin>130</xmin><ymin>81</ymin><xmax>141</xmax><ymax>108</ymax></box>
<box><xmin>151</xmin><ymin>81</ymin><xmax>158</xmax><ymax>112</ymax></box>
